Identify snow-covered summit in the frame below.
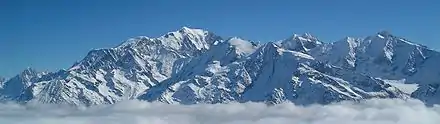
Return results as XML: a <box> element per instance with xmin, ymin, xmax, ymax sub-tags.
<box><xmin>117</xmin><ymin>27</ymin><xmax>216</xmax><ymax>51</ymax></box>
<box><xmin>226</xmin><ymin>37</ymin><xmax>259</xmax><ymax>55</ymax></box>
<box><xmin>281</xmin><ymin>33</ymin><xmax>323</xmax><ymax>53</ymax></box>
<box><xmin>178</xmin><ymin>26</ymin><xmax>207</xmax><ymax>35</ymax></box>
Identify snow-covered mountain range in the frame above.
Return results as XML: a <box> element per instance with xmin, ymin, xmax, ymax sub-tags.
<box><xmin>1</xmin><ymin>27</ymin><xmax>439</xmax><ymax>106</ymax></box>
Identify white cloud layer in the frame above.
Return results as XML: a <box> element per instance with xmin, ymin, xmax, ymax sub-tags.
<box><xmin>0</xmin><ymin>99</ymin><xmax>439</xmax><ymax>124</ymax></box>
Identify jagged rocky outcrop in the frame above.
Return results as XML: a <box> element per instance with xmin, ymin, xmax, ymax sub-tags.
<box><xmin>0</xmin><ymin>68</ymin><xmax>46</xmax><ymax>100</ymax></box>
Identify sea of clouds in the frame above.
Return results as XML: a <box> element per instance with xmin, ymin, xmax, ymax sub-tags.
<box><xmin>0</xmin><ymin>98</ymin><xmax>439</xmax><ymax>124</ymax></box>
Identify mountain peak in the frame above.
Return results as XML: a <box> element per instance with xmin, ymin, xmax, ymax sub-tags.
<box><xmin>289</xmin><ymin>33</ymin><xmax>319</xmax><ymax>42</ymax></box>
<box><xmin>377</xmin><ymin>30</ymin><xmax>393</xmax><ymax>39</ymax></box>
<box><xmin>178</xmin><ymin>26</ymin><xmax>207</xmax><ymax>35</ymax></box>
<box><xmin>21</xmin><ymin>67</ymin><xmax>37</xmax><ymax>76</ymax></box>
<box><xmin>301</xmin><ymin>33</ymin><xmax>317</xmax><ymax>40</ymax></box>
<box><xmin>179</xmin><ymin>26</ymin><xmax>192</xmax><ymax>31</ymax></box>
<box><xmin>337</xmin><ymin>36</ymin><xmax>361</xmax><ymax>44</ymax></box>
<box><xmin>281</xmin><ymin>33</ymin><xmax>322</xmax><ymax>52</ymax></box>
<box><xmin>370</xmin><ymin>30</ymin><xmax>423</xmax><ymax>48</ymax></box>
<box><xmin>226</xmin><ymin>37</ymin><xmax>258</xmax><ymax>55</ymax></box>
<box><xmin>117</xmin><ymin>27</ymin><xmax>210</xmax><ymax>49</ymax></box>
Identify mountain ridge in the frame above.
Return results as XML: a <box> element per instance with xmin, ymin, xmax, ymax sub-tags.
<box><xmin>2</xmin><ymin>27</ymin><xmax>439</xmax><ymax>106</ymax></box>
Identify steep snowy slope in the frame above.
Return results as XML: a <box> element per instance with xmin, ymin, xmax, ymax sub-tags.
<box><xmin>11</xmin><ymin>27</ymin><xmax>222</xmax><ymax>106</ymax></box>
<box><xmin>139</xmin><ymin>42</ymin><xmax>408</xmax><ymax>105</ymax></box>
<box><xmin>241</xmin><ymin>43</ymin><xmax>407</xmax><ymax>105</ymax></box>
<box><xmin>139</xmin><ymin>37</ymin><xmax>259</xmax><ymax>104</ymax></box>
<box><xmin>280</xmin><ymin>31</ymin><xmax>440</xmax><ymax>105</ymax></box>
<box><xmin>302</xmin><ymin>31</ymin><xmax>440</xmax><ymax>85</ymax></box>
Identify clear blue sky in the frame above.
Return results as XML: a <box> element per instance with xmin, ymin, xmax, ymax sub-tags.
<box><xmin>1</xmin><ymin>0</ymin><xmax>438</xmax><ymax>78</ymax></box>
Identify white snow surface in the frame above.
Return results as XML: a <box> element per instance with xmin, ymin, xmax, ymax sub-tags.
<box><xmin>382</xmin><ymin>79</ymin><xmax>419</xmax><ymax>94</ymax></box>
<box><xmin>228</xmin><ymin>37</ymin><xmax>257</xmax><ymax>55</ymax></box>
